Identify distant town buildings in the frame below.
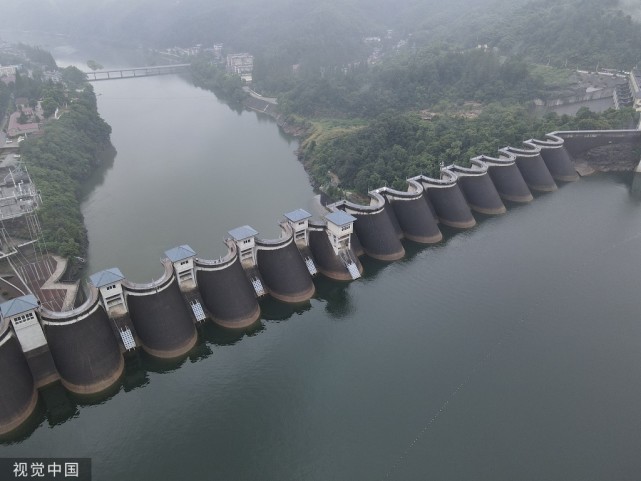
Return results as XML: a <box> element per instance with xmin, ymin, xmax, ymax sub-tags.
<box><xmin>42</xmin><ymin>70</ymin><xmax>62</xmax><ymax>83</ymax></box>
<box><xmin>159</xmin><ymin>45</ymin><xmax>203</xmax><ymax>58</ymax></box>
<box><xmin>0</xmin><ymin>64</ymin><xmax>19</xmax><ymax>77</ymax></box>
<box><xmin>7</xmin><ymin>103</ymin><xmax>43</xmax><ymax>138</ymax></box>
<box><xmin>226</xmin><ymin>53</ymin><xmax>254</xmax><ymax>83</ymax></box>
<box><xmin>213</xmin><ymin>44</ymin><xmax>223</xmax><ymax>60</ymax></box>
<box><xmin>368</xmin><ymin>47</ymin><xmax>383</xmax><ymax>65</ymax></box>
<box><xmin>155</xmin><ymin>42</ymin><xmax>254</xmax><ymax>83</ymax></box>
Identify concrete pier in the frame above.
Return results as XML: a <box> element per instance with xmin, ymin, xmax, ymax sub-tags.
<box><xmin>450</xmin><ymin>160</ymin><xmax>506</xmax><ymax>215</ymax></box>
<box><xmin>502</xmin><ymin>145</ymin><xmax>558</xmax><ymax>192</ymax></box>
<box><xmin>196</xmin><ymin>242</ymin><xmax>261</xmax><ymax>328</ymax></box>
<box><xmin>124</xmin><ymin>261</ymin><xmax>198</xmax><ymax>358</ymax></box>
<box><xmin>378</xmin><ymin>180</ymin><xmax>443</xmax><ymax>244</ymax></box>
<box><xmin>479</xmin><ymin>153</ymin><xmax>534</xmax><ymax>203</ymax></box>
<box><xmin>418</xmin><ymin>170</ymin><xmax>476</xmax><ymax>229</ymax></box>
<box><xmin>0</xmin><ymin>331</ymin><xmax>38</xmax><ymax>435</ymax></box>
<box><xmin>335</xmin><ymin>192</ymin><xmax>405</xmax><ymax>261</ymax></box>
<box><xmin>256</xmin><ymin>223</ymin><xmax>316</xmax><ymax>303</ymax></box>
<box><xmin>41</xmin><ymin>290</ymin><xmax>124</xmax><ymax>395</ymax></box>
<box><xmin>527</xmin><ymin>136</ymin><xmax>579</xmax><ymax>183</ymax></box>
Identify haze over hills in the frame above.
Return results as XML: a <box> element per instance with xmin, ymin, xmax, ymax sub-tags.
<box><xmin>2</xmin><ymin>0</ymin><xmax>527</xmax><ymax>51</ymax></box>
<box><xmin>3</xmin><ymin>0</ymin><xmax>640</xmax><ymax>197</ymax></box>
<box><xmin>4</xmin><ymin>0</ymin><xmax>640</xmax><ymax>74</ymax></box>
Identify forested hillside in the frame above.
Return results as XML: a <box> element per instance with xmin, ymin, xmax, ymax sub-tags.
<box><xmin>20</xmin><ymin>81</ymin><xmax>113</xmax><ymax>257</ymax></box>
<box><xmin>5</xmin><ymin>0</ymin><xmax>641</xmax><ymax>207</ymax></box>
<box><xmin>306</xmin><ymin>107</ymin><xmax>638</xmax><ymax>194</ymax></box>
<box><xmin>476</xmin><ymin>0</ymin><xmax>641</xmax><ymax>69</ymax></box>
<box><xmin>280</xmin><ymin>48</ymin><xmax>545</xmax><ymax>118</ymax></box>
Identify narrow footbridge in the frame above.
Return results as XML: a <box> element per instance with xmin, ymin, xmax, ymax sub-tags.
<box><xmin>84</xmin><ymin>64</ymin><xmax>191</xmax><ymax>81</ymax></box>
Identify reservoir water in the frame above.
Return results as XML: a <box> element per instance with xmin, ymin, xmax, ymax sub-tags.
<box><xmin>81</xmin><ymin>74</ymin><xmax>317</xmax><ymax>281</ymax></box>
<box><xmin>1</xmin><ymin>35</ymin><xmax>641</xmax><ymax>480</ymax></box>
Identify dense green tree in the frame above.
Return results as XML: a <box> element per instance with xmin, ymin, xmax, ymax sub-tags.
<box><xmin>20</xmin><ymin>84</ymin><xmax>112</xmax><ymax>258</ymax></box>
<box><xmin>86</xmin><ymin>60</ymin><xmax>104</xmax><ymax>71</ymax></box>
<box><xmin>280</xmin><ymin>48</ymin><xmax>547</xmax><ymax>118</ymax></box>
<box><xmin>306</xmin><ymin>106</ymin><xmax>638</xmax><ymax>195</ymax></box>
<box><xmin>61</xmin><ymin>66</ymin><xmax>87</xmax><ymax>89</ymax></box>
<box><xmin>190</xmin><ymin>58</ymin><xmax>247</xmax><ymax>105</ymax></box>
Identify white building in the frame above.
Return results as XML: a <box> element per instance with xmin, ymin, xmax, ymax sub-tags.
<box><xmin>0</xmin><ymin>295</ymin><xmax>46</xmax><ymax>354</ymax></box>
<box><xmin>226</xmin><ymin>53</ymin><xmax>254</xmax><ymax>82</ymax></box>
<box><xmin>165</xmin><ymin>245</ymin><xmax>197</xmax><ymax>290</ymax></box>
<box><xmin>284</xmin><ymin>209</ymin><xmax>312</xmax><ymax>246</ymax></box>
<box><xmin>89</xmin><ymin>267</ymin><xmax>127</xmax><ymax>315</ymax></box>
<box><xmin>325</xmin><ymin>210</ymin><xmax>356</xmax><ymax>255</ymax></box>
<box><xmin>228</xmin><ymin>225</ymin><xmax>259</xmax><ymax>265</ymax></box>
<box><xmin>0</xmin><ymin>65</ymin><xmax>18</xmax><ymax>76</ymax></box>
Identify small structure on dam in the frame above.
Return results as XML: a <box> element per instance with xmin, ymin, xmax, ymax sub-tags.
<box><xmin>0</xmin><ymin>295</ymin><xmax>58</xmax><ymax>388</ymax></box>
<box><xmin>309</xmin><ymin>211</ymin><xmax>362</xmax><ymax>281</ymax></box>
<box><xmin>1</xmin><ymin>128</ymin><xmax>640</xmax><ymax>435</ymax></box>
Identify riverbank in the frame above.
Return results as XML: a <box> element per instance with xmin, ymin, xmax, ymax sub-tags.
<box><xmin>239</xmin><ymin>85</ymin><xmax>639</xmax><ymax>199</ymax></box>
<box><xmin>20</xmin><ymin>83</ymin><xmax>114</xmax><ymax>261</ymax></box>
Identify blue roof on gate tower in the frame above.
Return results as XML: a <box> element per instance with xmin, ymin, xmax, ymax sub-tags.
<box><xmin>325</xmin><ymin>210</ymin><xmax>356</xmax><ymax>227</ymax></box>
<box><xmin>284</xmin><ymin>209</ymin><xmax>312</xmax><ymax>222</ymax></box>
<box><xmin>228</xmin><ymin>225</ymin><xmax>258</xmax><ymax>241</ymax></box>
<box><xmin>165</xmin><ymin>245</ymin><xmax>196</xmax><ymax>262</ymax></box>
<box><xmin>89</xmin><ymin>267</ymin><xmax>125</xmax><ymax>288</ymax></box>
<box><xmin>0</xmin><ymin>294</ymin><xmax>39</xmax><ymax>318</ymax></box>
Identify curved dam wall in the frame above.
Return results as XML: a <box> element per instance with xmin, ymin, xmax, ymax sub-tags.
<box><xmin>502</xmin><ymin>145</ymin><xmax>557</xmax><ymax>193</ymax></box>
<box><xmin>125</xmin><ymin>261</ymin><xmax>198</xmax><ymax>358</ymax></box>
<box><xmin>418</xmin><ymin>171</ymin><xmax>476</xmax><ymax>229</ymax></box>
<box><xmin>337</xmin><ymin>193</ymin><xmax>405</xmax><ymax>261</ymax></box>
<box><xmin>479</xmin><ymin>153</ymin><xmax>533</xmax><ymax>203</ymax></box>
<box><xmin>350</xmin><ymin>232</ymin><xmax>364</xmax><ymax>257</ymax></box>
<box><xmin>527</xmin><ymin>136</ymin><xmax>579</xmax><ymax>183</ymax></box>
<box><xmin>41</xmin><ymin>291</ymin><xmax>124</xmax><ymax>395</ymax></box>
<box><xmin>384</xmin><ymin>201</ymin><xmax>404</xmax><ymax>240</ymax></box>
<box><xmin>0</xmin><ymin>331</ymin><xmax>38</xmax><ymax>435</ymax></box>
<box><xmin>450</xmin><ymin>161</ymin><xmax>506</xmax><ymax>215</ymax></box>
<box><xmin>196</xmin><ymin>249</ymin><xmax>260</xmax><ymax>329</ymax></box>
<box><xmin>378</xmin><ymin>181</ymin><xmax>442</xmax><ymax>244</ymax></box>
<box><xmin>256</xmin><ymin>224</ymin><xmax>315</xmax><ymax>303</ymax></box>
<box><xmin>308</xmin><ymin>222</ymin><xmax>364</xmax><ymax>281</ymax></box>
<box><xmin>3</xmin><ymin>128</ymin><xmax>640</xmax><ymax>435</ymax></box>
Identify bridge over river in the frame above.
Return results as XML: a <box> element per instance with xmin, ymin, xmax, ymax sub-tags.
<box><xmin>83</xmin><ymin>64</ymin><xmax>191</xmax><ymax>81</ymax></box>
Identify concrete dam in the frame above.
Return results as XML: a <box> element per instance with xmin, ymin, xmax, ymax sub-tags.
<box><xmin>0</xmin><ymin>128</ymin><xmax>639</xmax><ymax>436</ymax></box>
